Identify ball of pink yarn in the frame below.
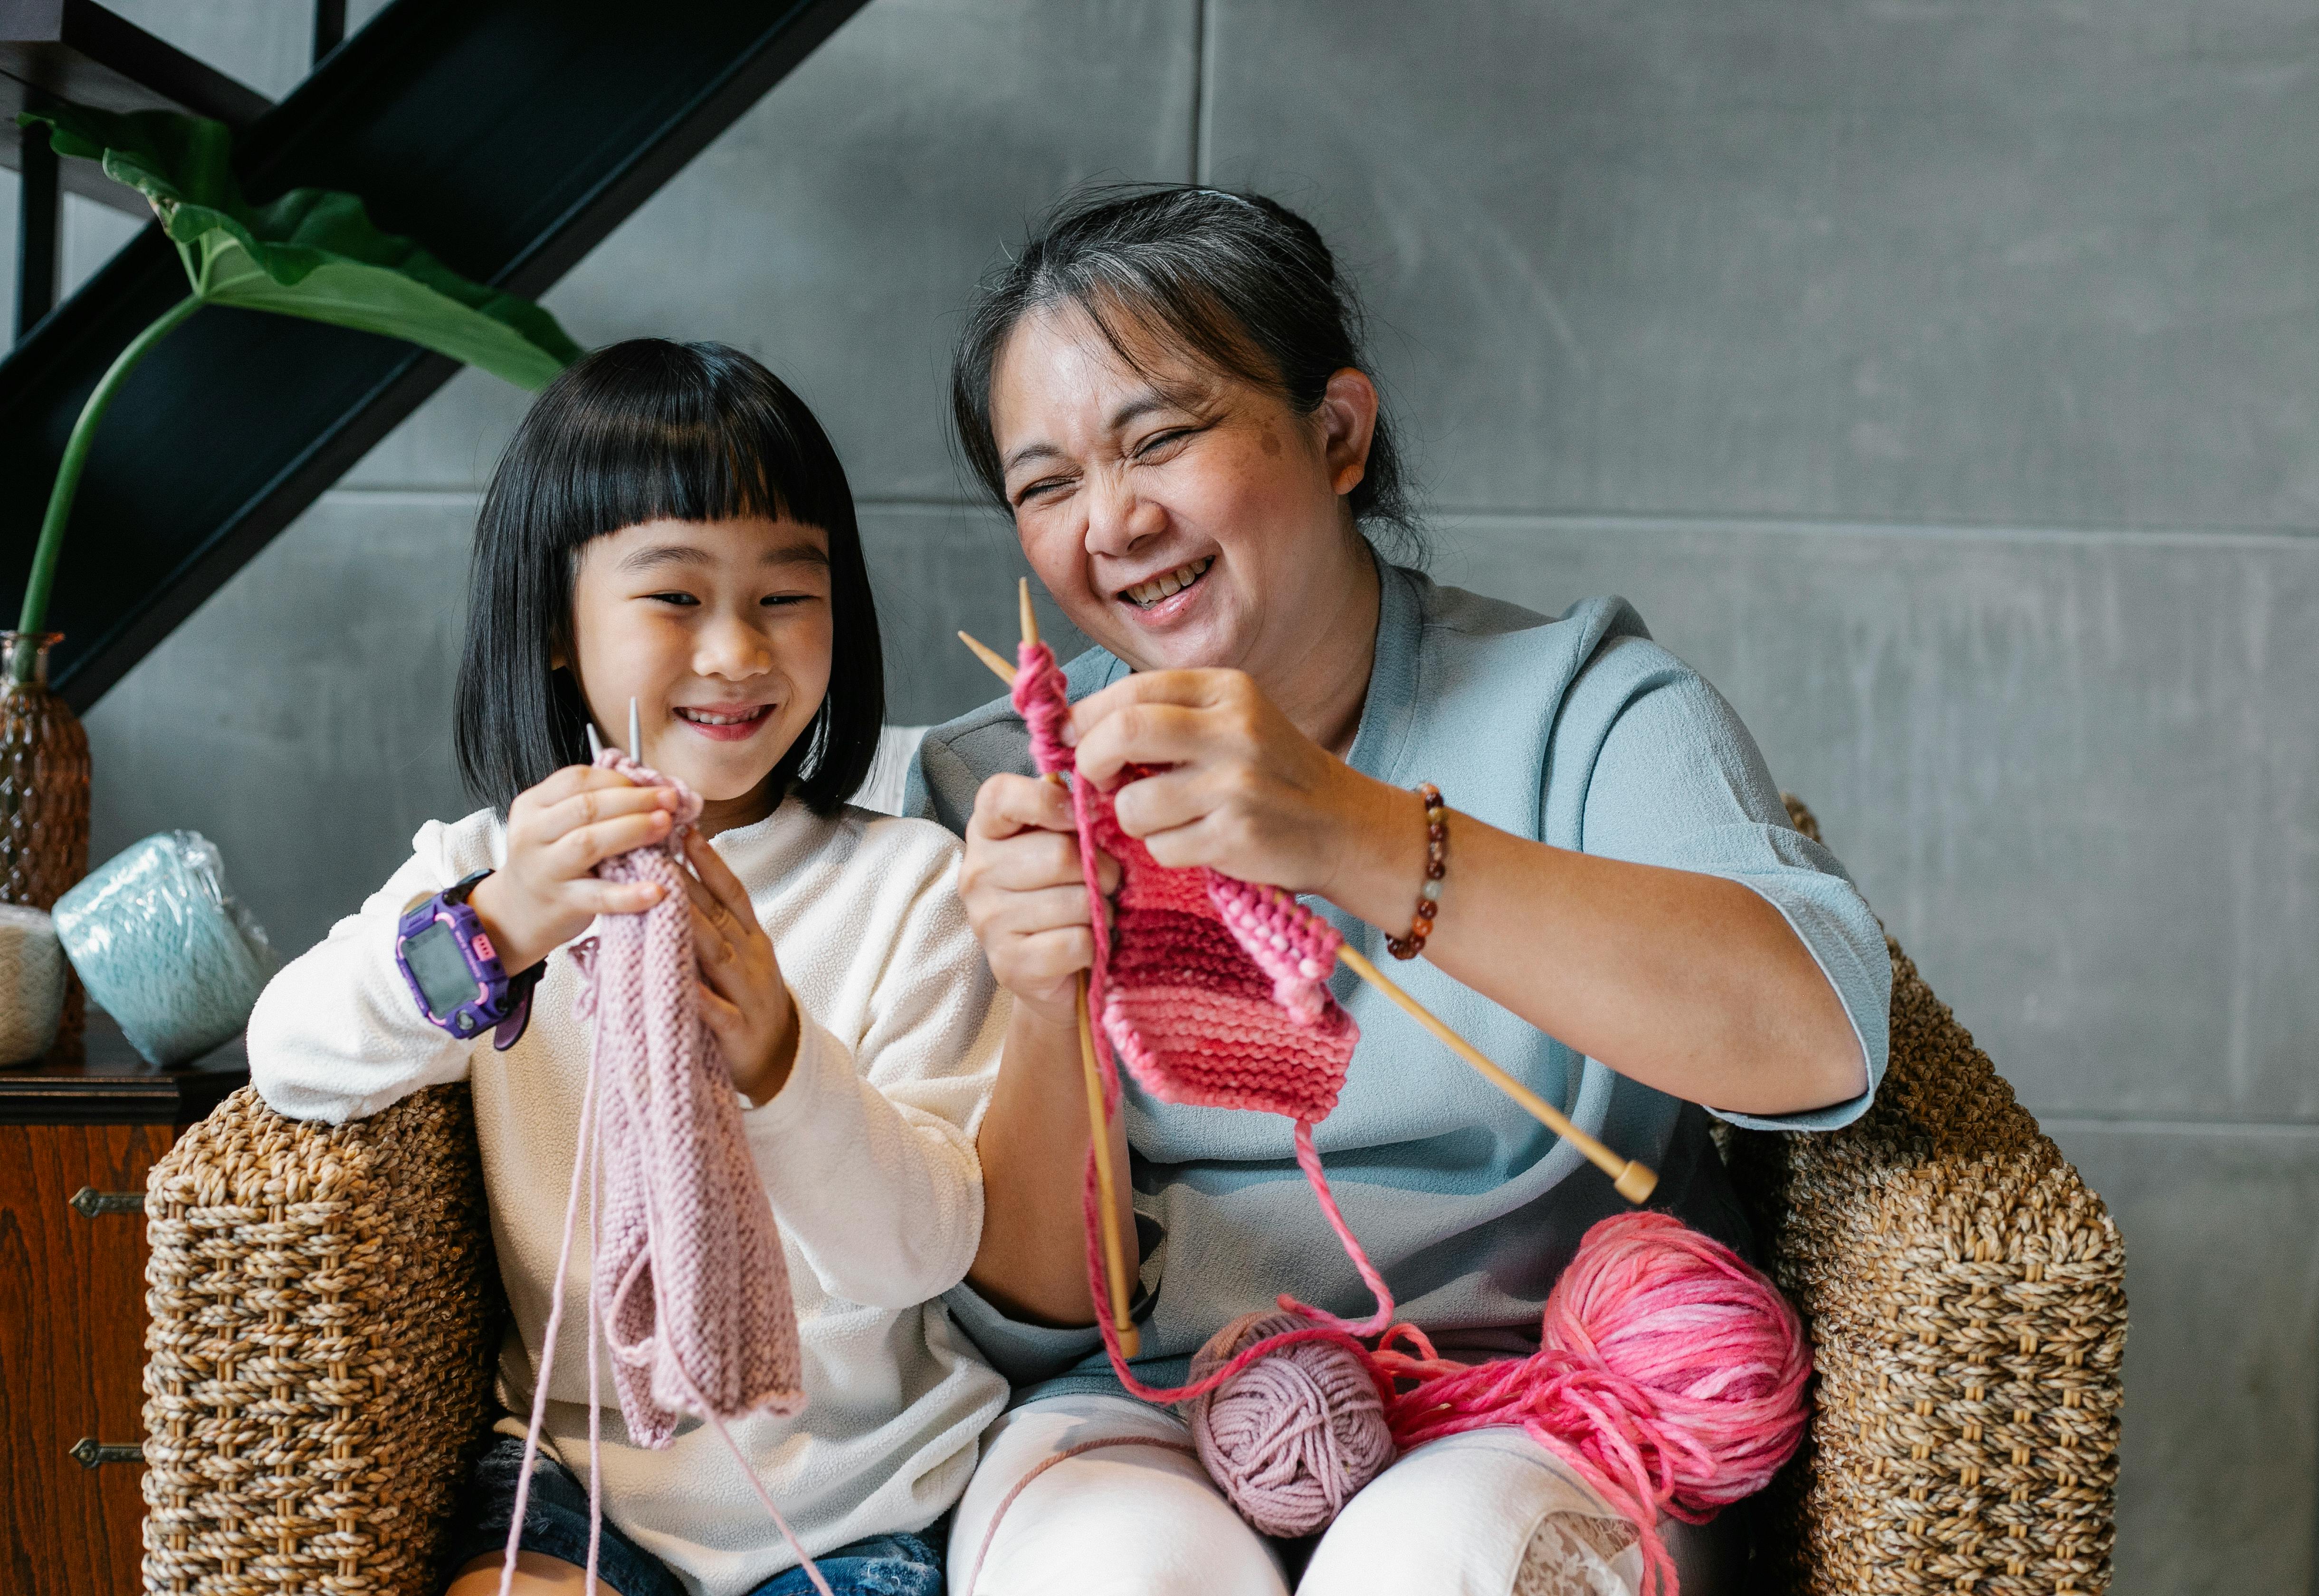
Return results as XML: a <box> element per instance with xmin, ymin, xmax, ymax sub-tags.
<box><xmin>1187</xmin><ymin>1311</ymin><xmax>1395</xmax><ymax>1537</ymax></box>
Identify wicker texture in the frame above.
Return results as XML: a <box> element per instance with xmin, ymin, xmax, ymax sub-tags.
<box><xmin>142</xmin><ymin>1084</ymin><xmax>500</xmax><ymax>1596</ymax></box>
<box><xmin>1723</xmin><ymin>799</ymin><xmax>2127</xmax><ymax>1595</ymax></box>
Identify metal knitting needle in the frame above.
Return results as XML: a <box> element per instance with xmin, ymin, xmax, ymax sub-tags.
<box><xmin>586</xmin><ymin>722</ymin><xmax>604</xmax><ymax>761</ymax></box>
<box><xmin>628</xmin><ymin>696</ymin><xmax>642</xmax><ymax>762</ymax></box>
<box><xmin>959</xmin><ymin>625</ymin><xmax>1659</xmax><ymax>1206</ymax></box>
<box><xmin>1016</xmin><ymin>583</ymin><xmax>1141</xmax><ymax>1354</ymax></box>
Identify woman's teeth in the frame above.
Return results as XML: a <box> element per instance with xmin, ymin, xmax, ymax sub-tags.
<box><xmin>675</xmin><ymin>705</ymin><xmax>769</xmax><ymax>726</ymax></box>
<box><xmin>1125</xmin><ymin>556</ymin><xmax>1213</xmax><ymax>610</ymax></box>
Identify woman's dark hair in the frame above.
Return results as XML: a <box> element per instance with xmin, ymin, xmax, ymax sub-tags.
<box><xmin>454</xmin><ymin>339</ymin><xmax>883</xmax><ymax>816</ymax></box>
<box><xmin>952</xmin><ymin>183</ymin><xmax>1419</xmax><ymax>556</ymax></box>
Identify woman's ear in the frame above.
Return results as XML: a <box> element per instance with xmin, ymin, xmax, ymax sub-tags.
<box><xmin>1317</xmin><ymin>368</ymin><xmax>1379</xmax><ymax>498</ymax></box>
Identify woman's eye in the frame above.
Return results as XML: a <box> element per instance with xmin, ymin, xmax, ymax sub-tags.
<box><xmin>1133</xmin><ymin>428</ymin><xmax>1196</xmax><ymax>461</ymax></box>
<box><xmin>1014</xmin><ymin>477</ymin><xmax>1071</xmax><ymax>506</ymax></box>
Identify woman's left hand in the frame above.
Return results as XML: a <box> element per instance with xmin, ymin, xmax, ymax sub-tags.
<box><xmin>680</xmin><ymin>827</ymin><xmax>799</xmax><ymax>1104</ymax></box>
<box><xmin>1068</xmin><ymin>669</ymin><xmax>1411</xmax><ymax>911</ymax></box>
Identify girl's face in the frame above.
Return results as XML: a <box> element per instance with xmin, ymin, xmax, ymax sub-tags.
<box><xmin>990</xmin><ymin>302</ymin><xmax>1375</xmax><ymax>679</ymax></box>
<box><xmin>565</xmin><ymin>514</ymin><xmax>833</xmax><ymax>831</ymax></box>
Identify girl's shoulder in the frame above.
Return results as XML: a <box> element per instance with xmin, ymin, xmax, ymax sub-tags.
<box><xmin>406</xmin><ymin>807</ymin><xmax>509</xmax><ymax>884</ymax></box>
<box><xmin>721</xmin><ymin>800</ymin><xmax>964</xmax><ymax>902</ymax></box>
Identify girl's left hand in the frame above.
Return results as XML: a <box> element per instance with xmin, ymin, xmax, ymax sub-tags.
<box><xmin>679</xmin><ymin>828</ymin><xmax>799</xmax><ymax>1104</ymax></box>
<box><xmin>1068</xmin><ymin>669</ymin><xmax>1410</xmax><ymax>910</ymax></box>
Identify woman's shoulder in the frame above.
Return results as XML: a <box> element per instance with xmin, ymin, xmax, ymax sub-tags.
<box><xmin>1404</xmin><ymin>569</ymin><xmax>1680</xmax><ymax>704</ymax></box>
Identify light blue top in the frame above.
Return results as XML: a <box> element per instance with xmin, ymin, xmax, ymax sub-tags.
<box><xmin>907</xmin><ymin>555</ymin><xmax>1890</xmax><ymax>1399</ymax></box>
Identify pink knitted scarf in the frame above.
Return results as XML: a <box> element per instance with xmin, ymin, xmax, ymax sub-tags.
<box><xmin>1013</xmin><ymin>643</ymin><xmax>1397</xmax><ymax>1405</ymax></box>
<box><xmin>498</xmin><ymin>749</ymin><xmax>830</xmax><ymax>1596</ymax></box>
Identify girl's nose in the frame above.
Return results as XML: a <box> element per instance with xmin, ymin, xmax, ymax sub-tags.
<box><xmin>695</xmin><ymin>613</ymin><xmax>774</xmax><ymax>680</ymax></box>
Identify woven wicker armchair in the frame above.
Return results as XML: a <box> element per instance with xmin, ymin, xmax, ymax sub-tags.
<box><xmin>136</xmin><ymin>801</ymin><xmax>2126</xmax><ymax>1596</ymax></box>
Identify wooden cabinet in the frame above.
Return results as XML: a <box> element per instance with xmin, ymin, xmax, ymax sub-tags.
<box><xmin>0</xmin><ymin>1020</ymin><xmax>244</xmax><ymax>1596</ymax></box>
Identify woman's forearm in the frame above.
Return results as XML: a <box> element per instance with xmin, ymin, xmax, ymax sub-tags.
<box><xmin>967</xmin><ymin>1001</ymin><xmax>1140</xmax><ymax>1325</ymax></box>
<box><xmin>1323</xmin><ymin>779</ymin><xmax>1865</xmax><ymax>1116</ymax></box>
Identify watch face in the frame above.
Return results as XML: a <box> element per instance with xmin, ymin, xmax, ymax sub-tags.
<box><xmin>403</xmin><ymin>919</ymin><xmax>479</xmax><ymax>1016</ymax></box>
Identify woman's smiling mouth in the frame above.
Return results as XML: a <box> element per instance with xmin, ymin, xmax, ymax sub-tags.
<box><xmin>1120</xmin><ymin>555</ymin><xmax>1214</xmax><ymax>611</ymax></box>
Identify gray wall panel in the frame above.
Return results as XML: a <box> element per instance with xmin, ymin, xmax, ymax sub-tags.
<box><xmin>1429</xmin><ymin>516</ymin><xmax>2319</xmax><ymax>1123</ymax></box>
<box><xmin>82</xmin><ymin>492</ymin><xmax>476</xmax><ymax>959</ymax></box>
<box><xmin>1203</xmin><ymin>0</ymin><xmax>2319</xmax><ymax>532</ymax></box>
<box><xmin>862</xmin><ymin>502</ymin><xmax>1094</xmax><ymax>727</ymax></box>
<box><xmin>2052</xmin><ymin>1121</ymin><xmax>2319</xmax><ymax>1595</ymax></box>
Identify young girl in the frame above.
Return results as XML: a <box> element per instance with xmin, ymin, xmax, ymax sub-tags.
<box><xmin>247</xmin><ymin>340</ymin><xmax>1009</xmax><ymax>1596</ymax></box>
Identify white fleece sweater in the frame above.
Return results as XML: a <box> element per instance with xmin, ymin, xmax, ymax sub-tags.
<box><xmin>246</xmin><ymin>799</ymin><xmax>1011</xmax><ymax>1596</ymax></box>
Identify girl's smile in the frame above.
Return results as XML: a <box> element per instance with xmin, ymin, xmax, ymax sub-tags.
<box><xmin>673</xmin><ymin>701</ymin><xmax>778</xmax><ymax>740</ymax></box>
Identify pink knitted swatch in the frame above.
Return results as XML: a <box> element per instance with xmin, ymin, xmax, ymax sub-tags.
<box><xmin>1013</xmin><ymin>643</ymin><xmax>1395</xmax><ymax>1406</ymax></box>
<box><xmin>499</xmin><ymin>748</ymin><xmax>828</xmax><ymax>1596</ymax></box>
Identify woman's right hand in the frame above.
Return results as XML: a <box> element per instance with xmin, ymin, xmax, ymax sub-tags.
<box><xmin>468</xmin><ymin>765</ymin><xmax>686</xmax><ymax>975</ymax></box>
<box><xmin>958</xmin><ymin>773</ymin><xmax>1119</xmax><ymax>1029</ymax></box>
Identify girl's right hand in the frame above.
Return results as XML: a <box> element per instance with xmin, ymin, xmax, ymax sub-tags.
<box><xmin>958</xmin><ymin>773</ymin><xmax>1119</xmax><ymax>1030</ymax></box>
<box><xmin>468</xmin><ymin>765</ymin><xmax>686</xmax><ymax>975</ymax></box>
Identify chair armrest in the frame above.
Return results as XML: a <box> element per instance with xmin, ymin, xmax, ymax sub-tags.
<box><xmin>142</xmin><ymin>1083</ymin><xmax>501</xmax><ymax>1596</ymax></box>
<box><xmin>1723</xmin><ymin>801</ymin><xmax>2128</xmax><ymax>1595</ymax></box>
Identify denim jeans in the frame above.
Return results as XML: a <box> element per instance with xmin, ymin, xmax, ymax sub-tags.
<box><xmin>445</xmin><ymin>1433</ymin><xmax>944</xmax><ymax>1596</ymax></box>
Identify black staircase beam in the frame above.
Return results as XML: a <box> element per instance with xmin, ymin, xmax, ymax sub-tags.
<box><xmin>13</xmin><ymin>114</ymin><xmax>56</xmax><ymax>337</ymax></box>
<box><xmin>0</xmin><ymin>0</ymin><xmax>874</xmax><ymax>711</ymax></box>
<box><xmin>0</xmin><ymin>0</ymin><xmax>274</xmax><ymax>217</ymax></box>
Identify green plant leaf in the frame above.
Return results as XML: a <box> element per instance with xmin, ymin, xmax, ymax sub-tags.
<box><xmin>17</xmin><ymin>103</ymin><xmax>580</xmax><ymax>390</ymax></box>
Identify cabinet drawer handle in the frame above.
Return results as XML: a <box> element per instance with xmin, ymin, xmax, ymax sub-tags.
<box><xmin>68</xmin><ymin>1188</ymin><xmax>143</xmax><ymax>1218</ymax></box>
<box><xmin>69</xmin><ymin>1439</ymin><xmax>143</xmax><ymax>1468</ymax></box>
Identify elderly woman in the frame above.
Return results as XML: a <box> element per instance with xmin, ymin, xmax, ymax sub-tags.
<box><xmin>908</xmin><ymin>186</ymin><xmax>1889</xmax><ymax>1596</ymax></box>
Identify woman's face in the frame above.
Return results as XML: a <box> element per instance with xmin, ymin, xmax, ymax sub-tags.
<box><xmin>990</xmin><ymin>303</ymin><xmax>1376</xmax><ymax>677</ymax></box>
<box><xmin>565</xmin><ymin>514</ymin><xmax>832</xmax><ymax>823</ymax></box>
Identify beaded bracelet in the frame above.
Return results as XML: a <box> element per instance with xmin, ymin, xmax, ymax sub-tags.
<box><xmin>1384</xmin><ymin>782</ymin><xmax>1448</xmax><ymax>960</ymax></box>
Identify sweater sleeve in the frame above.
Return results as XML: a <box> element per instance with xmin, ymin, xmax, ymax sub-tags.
<box><xmin>1562</xmin><ymin>636</ymin><xmax>1892</xmax><ymax>1131</ymax></box>
<box><xmin>739</xmin><ymin>837</ymin><xmax>1005</xmax><ymax>1310</ymax></box>
<box><xmin>245</xmin><ymin>816</ymin><xmax>500</xmax><ymax>1125</ymax></box>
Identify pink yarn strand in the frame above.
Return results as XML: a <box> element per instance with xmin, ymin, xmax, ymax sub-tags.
<box><xmin>496</xmin><ymin>1009</ymin><xmax>604</xmax><ymax>1596</ymax></box>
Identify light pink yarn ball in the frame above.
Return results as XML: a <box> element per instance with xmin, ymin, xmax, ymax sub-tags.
<box><xmin>1187</xmin><ymin>1311</ymin><xmax>1395</xmax><ymax>1537</ymax></box>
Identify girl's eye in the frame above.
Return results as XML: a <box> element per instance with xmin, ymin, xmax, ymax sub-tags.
<box><xmin>760</xmin><ymin>593</ymin><xmax>812</xmax><ymax>608</ymax></box>
<box><xmin>647</xmin><ymin>591</ymin><xmax>701</xmax><ymax>607</ymax></box>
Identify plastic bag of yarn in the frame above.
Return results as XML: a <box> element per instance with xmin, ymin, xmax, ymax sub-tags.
<box><xmin>53</xmin><ymin>830</ymin><xmax>278</xmax><ymax>1065</ymax></box>
<box><xmin>0</xmin><ymin>904</ymin><xmax>67</xmax><ymax>1064</ymax></box>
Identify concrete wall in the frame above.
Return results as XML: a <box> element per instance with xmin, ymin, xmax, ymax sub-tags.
<box><xmin>5</xmin><ymin>3</ymin><xmax>2312</xmax><ymax>1588</ymax></box>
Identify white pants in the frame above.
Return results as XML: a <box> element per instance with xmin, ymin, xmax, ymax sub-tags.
<box><xmin>947</xmin><ymin>1393</ymin><xmax>1732</xmax><ymax>1596</ymax></box>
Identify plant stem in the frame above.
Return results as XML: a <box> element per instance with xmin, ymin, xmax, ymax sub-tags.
<box><xmin>15</xmin><ymin>294</ymin><xmax>204</xmax><ymax>676</ymax></box>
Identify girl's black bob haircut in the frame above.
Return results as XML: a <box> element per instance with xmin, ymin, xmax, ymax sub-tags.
<box><xmin>951</xmin><ymin>182</ymin><xmax>1421</xmax><ymax>560</ymax></box>
<box><xmin>454</xmin><ymin>339</ymin><xmax>883</xmax><ymax>817</ymax></box>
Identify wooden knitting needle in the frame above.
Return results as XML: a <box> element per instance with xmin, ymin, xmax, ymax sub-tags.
<box><xmin>958</xmin><ymin>626</ymin><xmax>1659</xmax><ymax>1206</ymax></box>
<box><xmin>1014</xmin><ymin>583</ymin><xmax>1141</xmax><ymax>1354</ymax></box>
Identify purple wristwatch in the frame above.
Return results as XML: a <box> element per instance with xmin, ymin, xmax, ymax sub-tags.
<box><xmin>394</xmin><ymin>869</ymin><xmax>543</xmax><ymax>1050</ymax></box>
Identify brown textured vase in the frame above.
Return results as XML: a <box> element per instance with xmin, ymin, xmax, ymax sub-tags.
<box><xmin>0</xmin><ymin>631</ymin><xmax>90</xmax><ymax>1057</ymax></box>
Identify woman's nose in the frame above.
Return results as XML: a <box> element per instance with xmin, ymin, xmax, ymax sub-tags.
<box><xmin>1081</xmin><ymin>472</ymin><xmax>1165</xmax><ymax>558</ymax></box>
